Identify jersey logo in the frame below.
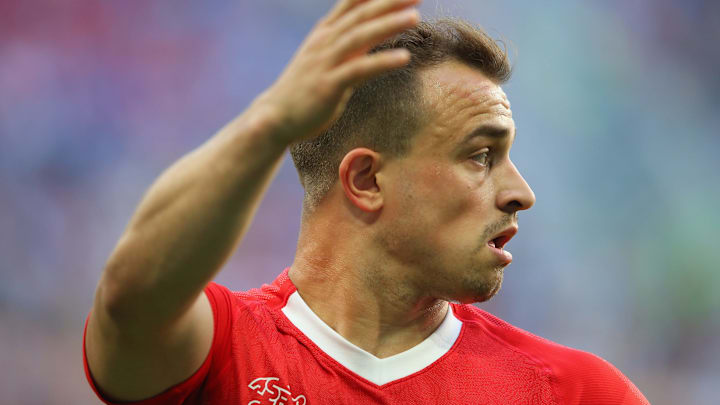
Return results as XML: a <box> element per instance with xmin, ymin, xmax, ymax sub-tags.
<box><xmin>247</xmin><ymin>376</ymin><xmax>307</xmax><ymax>405</ymax></box>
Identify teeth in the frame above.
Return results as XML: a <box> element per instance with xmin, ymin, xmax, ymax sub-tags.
<box><xmin>488</xmin><ymin>240</ymin><xmax>496</xmax><ymax>248</ymax></box>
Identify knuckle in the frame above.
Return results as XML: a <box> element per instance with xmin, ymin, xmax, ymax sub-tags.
<box><xmin>342</xmin><ymin>63</ymin><xmax>364</xmax><ymax>82</ymax></box>
<box><xmin>355</xmin><ymin>4</ymin><xmax>373</xmax><ymax>21</ymax></box>
<box><xmin>311</xmin><ymin>26</ymin><xmax>331</xmax><ymax>44</ymax></box>
<box><xmin>333</xmin><ymin>35</ymin><xmax>351</xmax><ymax>54</ymax></box>
<box><xmin>338</xmin><ymin>28</ymin><xmax>365</xmax><ymax>49</ymax></box>
<box><xmin>316</xmin><ymin>77</ymin><xmax>339</xmax><ymax>99</ymax></box>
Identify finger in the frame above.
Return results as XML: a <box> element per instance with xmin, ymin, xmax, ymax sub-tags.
<box><xmin>331</xmin><ymin>48</ymin><xmax>411</xmax><ymax>88</ymax></box>
<box><xmin>333</xmin><ymin>0</ymin><xmax>420</xmax><ymax>37</ymax></box>
<box><xmin>325</xmin><ymin>0</ymin><xmax>368</xmax><ymax>24</ymax></box>
<box><xmin>330</xmin><ymin>8</ymin><xmax>419</xmax><ymax>65</ymax></box>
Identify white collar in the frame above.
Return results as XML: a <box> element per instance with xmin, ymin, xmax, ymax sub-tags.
<box><xmin>281</xmin><ymin>291</ymin><xmax>463</xmax><ymax>386</ymax></box>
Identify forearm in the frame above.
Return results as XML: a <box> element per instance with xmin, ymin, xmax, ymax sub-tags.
<box><xmin>92</xmin><ymin>0</ymin><xmax>419</xmax><ymax>332</ymax></box>
<box><xmin>97</xmin><ymin>101</ymin><xmax>287</xmax><ymax>328</ymax></box>
<box><xmin>84</xmin><ymin>2</ymin><xmax>422</xmax><ymax>400</ymax></box>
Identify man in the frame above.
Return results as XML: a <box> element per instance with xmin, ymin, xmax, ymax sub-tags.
<box><xmin>83</xmin><ymin>0</ymin><xmax>650</xmax><ymax>403</ymax></box>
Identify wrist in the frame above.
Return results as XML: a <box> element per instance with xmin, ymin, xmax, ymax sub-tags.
<box><xmin>207</xmin><ymin>103</ymin><xmax>289</xmax><ymax>168</ymax></box>
<box><xmin>247</xmin><ymin>92</ymin><xmax>297</xmax><ymax>148</ymax></box>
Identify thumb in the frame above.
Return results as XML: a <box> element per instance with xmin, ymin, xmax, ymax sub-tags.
<box><xmin>330</xmin><ymin>87</ymin><xmax>355</xmax><ymax>124</ymax></box>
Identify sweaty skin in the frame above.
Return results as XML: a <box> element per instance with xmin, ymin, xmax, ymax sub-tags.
<box><xmin>290</xmin><ymin>60</ymin><xmax>535</xmax><ymax>358</ymax></box>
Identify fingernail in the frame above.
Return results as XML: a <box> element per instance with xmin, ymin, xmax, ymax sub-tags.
<box><xmin>400</xmin><ymin>9</ymin><xmax>419</xmax><ymax>23</ymax></box>
<box><xmin>391</xmin><ymin>49</ymin><xmax>411</xmax><ymax>61</ymax></box>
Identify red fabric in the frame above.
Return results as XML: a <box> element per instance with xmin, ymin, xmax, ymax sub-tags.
<box><xmin>83</xmin><ymin>269</ymin><xmax>650</xmax><ymax>404</ymax></box>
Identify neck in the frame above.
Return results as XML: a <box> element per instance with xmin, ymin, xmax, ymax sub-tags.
<box><xmin>289</xmin><ymin>217</ymin><xmax>448</xmax><ymax>359</ymax></box>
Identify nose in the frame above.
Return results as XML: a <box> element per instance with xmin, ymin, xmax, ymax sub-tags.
<box><xmin>496</xmin><ymin>160</ymin><xmax>536</xmax><ymax>214</ymax></box>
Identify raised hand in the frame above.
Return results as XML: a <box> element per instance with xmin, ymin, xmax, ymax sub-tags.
<box><xmin>255</xmin><ymin>0</ymin><xmax>421</xmax><ymax>145</ymax></box>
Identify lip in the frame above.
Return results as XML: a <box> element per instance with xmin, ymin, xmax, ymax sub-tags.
<box><xmin>486</xmin><ymin>226</ymin><xmax>518</xmax><ymax>265</ymax></box>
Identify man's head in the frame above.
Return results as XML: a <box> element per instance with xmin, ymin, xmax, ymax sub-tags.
<box><xmin>290</xmin><ymin>19</ymin><xmax>535</xmax><ymax>303</ymax></box>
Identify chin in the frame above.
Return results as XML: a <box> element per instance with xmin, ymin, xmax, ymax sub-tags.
<box><xmin>455</xmin><ymin>267</ymin><xmax>504</xmax><ymax>304</ymax></box>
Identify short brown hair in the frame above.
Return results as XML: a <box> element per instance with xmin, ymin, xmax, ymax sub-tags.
<box><xmin>290</xmin><ymin>18</ymin><xmax>512</xmax><ymax>211</ymax></box>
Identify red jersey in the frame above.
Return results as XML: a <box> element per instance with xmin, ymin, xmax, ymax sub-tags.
<box><xmin>83</xmin><ymin>269</ymin><xmax>649</xmax><ymax>404</ymax></box>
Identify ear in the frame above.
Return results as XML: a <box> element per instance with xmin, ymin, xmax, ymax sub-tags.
<box><xmin>338</xmin><ymin>148</ymin><xmax>384</xmax><ymax>213</ymax></box>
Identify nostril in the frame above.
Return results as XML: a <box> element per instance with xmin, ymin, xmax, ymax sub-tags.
<box><xmin>501</xmin><ymin>200</ymin><xmax>523</xmax><ymax>214</ymax></box>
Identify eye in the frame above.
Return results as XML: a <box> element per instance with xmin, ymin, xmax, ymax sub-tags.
<box><xmin>470</xmin><ymin>151</ymin><xmax>490</xmax><ymax>167</ymax></box>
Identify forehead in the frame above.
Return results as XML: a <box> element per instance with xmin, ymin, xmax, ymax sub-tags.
<box><xmin>415</xmin><ymin>61</ymin><xmax>513</xmax><ymax>150</ymax></box>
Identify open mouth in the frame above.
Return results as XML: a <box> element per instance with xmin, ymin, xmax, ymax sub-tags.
<box><xmin>488</xmin><ymin>234</ymin><xmax>511</xmax><ymax>249</ymax></box>
<box><xmin>486</xmin><ymin>227</ymin><xmax>517</xmax><ymax>264</ymax></box>
<box><xmin>487</xmin><ymin>227</ymin><xmax>517</xmax><ymax>249</ymax></box>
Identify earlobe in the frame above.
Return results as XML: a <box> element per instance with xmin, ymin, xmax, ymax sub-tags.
<box><xmin>338</xmin><ymin>148</ymin><xmax>384</xmax><ymax>213</ymax></box>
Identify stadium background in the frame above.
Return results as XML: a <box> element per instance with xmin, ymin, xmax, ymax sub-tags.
<box><xmin>1</xmin><ymin>0</ymin><xmax>718</xmax><ymax>404</ymax></box>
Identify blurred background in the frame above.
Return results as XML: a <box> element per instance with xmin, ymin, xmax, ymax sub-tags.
<box><xmin>1</xmin><ymin>0</ymin><xmax>718</xmax><ymax>403</ymax></box>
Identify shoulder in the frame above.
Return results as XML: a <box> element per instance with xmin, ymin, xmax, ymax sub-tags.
<box><xmin>206</xmin><ymin>272</ymin><xmax>293</xmax><ymax>313</ymax></box>
<box><xmin>204</xmin><ymin>280</ymin><xmax>290</xmax><ymax>333</ymax></box>
<box><xmin>452</xmin><ymin>304</ymin><xmax>649</xmax><ymax>404</ymax></box>
<box><xmin>203</xmin><ymin>274</ymin><xmax>296</xmax><ymax>342</ymax></box>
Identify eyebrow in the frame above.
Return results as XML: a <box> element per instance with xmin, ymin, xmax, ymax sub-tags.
<box><xmin>458</xmin><ymin>124</ymin><xmax>514</xmax><ymax>147</ymax></box>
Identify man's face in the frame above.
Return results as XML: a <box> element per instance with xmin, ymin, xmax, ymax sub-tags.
<box><xmin>377</xmin><ymin>60</ymin><xmax>535</xmax><ymax>304</ymax></box>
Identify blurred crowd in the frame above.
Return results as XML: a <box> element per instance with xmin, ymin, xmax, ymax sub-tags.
<box><xmin>1</xmin><ymin>1</ymin><xmax>718</xmax><ymax>404</ymax></box>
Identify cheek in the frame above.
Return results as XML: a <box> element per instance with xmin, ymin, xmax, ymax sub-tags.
<box><xmin>381</xmin><ymin>166</ymin><xmax>494</xmax><ymax>268</ymax></box>
<box><xmin>415</xmin><ymin>166</ymin><xmax>497</xmax><ymax>251</ymax></box>
<box><xmin>387</xmin><ymin>161</ymin><xmax>491</xmax><ymax>235</ymax></box>
<box><xmin>386</xmin><ymin>167</ymin><xmax>452</xmax><ymax>238</ymax></box>
<box><xmin>413</xmin><ymin>164</ymin><xmax>477</xmax><ymax>221</ymax></box>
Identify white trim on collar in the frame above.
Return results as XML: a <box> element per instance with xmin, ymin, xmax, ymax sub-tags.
<box><xmin>281</xmin><ymin>291</ymin><xmax>463</xmax><ymax>386</ymax></box>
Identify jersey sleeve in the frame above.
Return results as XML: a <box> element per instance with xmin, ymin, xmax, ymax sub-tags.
<box><xmin>82</xmin><ymin>282</ymin><xmax>235</xmax><ymax>405</ymax></box>
<box><xmin>547</xmin><ymin>347</ymin><xmax>650</xmax><ymax>405</ymax></box>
